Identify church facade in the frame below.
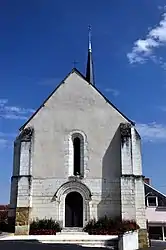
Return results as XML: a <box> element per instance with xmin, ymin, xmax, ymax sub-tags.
<box><xmin>8</xmin><ymin>33</ymin><xmax>147</xmax><ymax>244</ymax></box>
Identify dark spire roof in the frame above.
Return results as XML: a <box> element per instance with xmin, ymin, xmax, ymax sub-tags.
<box><xmin>86</xmin><ymin>26</ymin><xmax>95</xmax><ymax>85</ymax></box>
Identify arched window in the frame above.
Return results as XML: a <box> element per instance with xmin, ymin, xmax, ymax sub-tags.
<box><xmin>73</xmin><ymin>137</ymin><xmax>81</xmax><ymax>176</ymax></box>
<box><xmin>67</xmin><ymin>131</ymin><xmax>87</xmax><ymax>178</ymax></box>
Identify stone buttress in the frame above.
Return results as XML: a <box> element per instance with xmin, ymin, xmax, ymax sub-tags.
<box><xmin>8</xmin><ymin>127</ymin><xmax>33</xmax><ymax>235</ymax></box>
<box><xmin>120</xmin><ymin>123</ymin><xmax>149</xmax><ymax>248</ymax></box>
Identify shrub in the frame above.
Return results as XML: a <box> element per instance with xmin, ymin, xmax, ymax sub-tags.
<box><xmin>0</xmin><ymin>207</ymin><xmax>8</xmax><ymax>223</ymax></box>
<box><xmin>30</xmin><ymin>229</ymin><xmax>57</xmax><ymax>235</ymax></box>
<box><xmin>83</xmin><ymin>218</ymin><xmax>96</xmax><ymax>233</ymax></box>
<box><xmin>0</xmin><ymin>205</ymin><xmax>10</xmax><ymax>232</ymax></box>
<box><xmin>83</xmin><ymin>216</ymin><xmax>139</xmax><ymax>235</ymax></box>
<box><xmin>116</xmin><ymin>219</ymin><xmax>140</xmax><ymax>234</ymax></box>
<box><xmin>29</xmin><ymin>218</ymin><xmax>61</xmax><ymax>235</ymax></box>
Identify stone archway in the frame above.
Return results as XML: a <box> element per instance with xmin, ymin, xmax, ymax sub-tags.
<box><xmin>54</xmin><ymin>181</ymin><xmax>92</xmax><ymax>228</ymax></box>
<box><xmin>65</xmin><ymin>191</ymin><xmax>83</xmax><ymax>227</ymax></box>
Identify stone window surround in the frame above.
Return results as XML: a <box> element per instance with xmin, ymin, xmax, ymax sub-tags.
<box><xmin>67</xmin><ymin>130</ymin><xmax>88</xmax><ymax>178</ymax></box>
<box><xmin>54</xmin><ymin>181</ymin><xmax>91</xmax><ymax>228</ymax></box>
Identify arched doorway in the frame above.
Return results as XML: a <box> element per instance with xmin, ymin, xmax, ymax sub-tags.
<box><xmin>65</xmin><ymin>192</ymin><xmax>83</xmax><ymax>227</ymax></box>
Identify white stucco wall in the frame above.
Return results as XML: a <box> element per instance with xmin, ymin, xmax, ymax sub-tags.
<box><xmin>24</xmin><ymin>71</ymin><xmax>129</xmax><ymax>223</ymax></box>
<box><xmin>146</xmin><ymin>207</ymin><xmax>166</xmax><ymax>224</ymax></box>
<box><xmin>118</xmin><ymin>231</ymin><xmax>139</xmax><ymax>250</ymax></box>
<box><xmin>9</xmin><ymin>70</ymin><xmax>147</xmax><ymax>231</ymax></box>
<box><xmin>25</xmin><ymin>72</ymin><xmax>128</xmax><ymax>179</ymax></box>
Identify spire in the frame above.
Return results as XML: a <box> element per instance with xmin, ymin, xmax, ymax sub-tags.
<box><xmin>86</xmin><ymin>26</ymin><xmax>95</xmax><ymax>85</ymax></box>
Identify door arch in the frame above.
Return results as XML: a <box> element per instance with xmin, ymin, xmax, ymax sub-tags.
<box><xmin>65</xmin><ymin>191</ymin><xmax>83</xmax><ymax>227</ymax></box>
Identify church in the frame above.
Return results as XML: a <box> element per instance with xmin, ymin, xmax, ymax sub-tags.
<box><xmin>8</xmin><ymin>30</ymin><xmax>147</xmax><ymax>242</ymax></box>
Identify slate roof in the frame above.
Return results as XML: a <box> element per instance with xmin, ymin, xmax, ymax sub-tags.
<box><xmin>144</xmin><ymin>182</ymin><xmax>166</xmax><ymax>200</ymax></box>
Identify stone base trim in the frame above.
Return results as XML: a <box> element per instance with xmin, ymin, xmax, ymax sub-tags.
<box><xmin>15</xmin><ymin>225</ymin><xmax>30</xmax><ymax>235</ymax></box>
<box><xmin>138</xmin><ymin>229</ymin><xmax>149</xmax><ymax>249</ymax></box>
<box><xmin>15</xmin><ymin>207</ymin><xmax>30</xmax><ymax>235</ymax></box>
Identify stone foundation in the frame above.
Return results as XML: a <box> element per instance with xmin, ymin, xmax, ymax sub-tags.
<box><xmin>15</xmin><ymin>207</ymin><xmax>30</xmax><ymax>235</ymax></box>
<box><xmin>138</xmin><ymin>229</ymin><xmax>149</xmax><ymax>249</ymax></box>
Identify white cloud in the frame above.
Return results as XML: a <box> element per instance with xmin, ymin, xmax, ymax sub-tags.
<box><xmin>0</xmin><ymin>98</ymin><xmax>35</xmax><ymax>120</ymax></box>
<box><xmin>1</xmin><ymin>114</ymin><xmax>28</xmax><ymax>120</ymax></box>
<box><xmin>158</xmin><ymin>5</ymin><xmax>166</xmax><ymax>11</ymax></box>
<box><xmin>4</xmin><ymin>106</ymin><xmax>34</xmax><ymax>114</ymax></box>
<box><xmin>136</xmin><ymin>122</ymin><xmax>166</xmax><ymax>142</ymax></box>
<box><xmin>0</xmin><ymin>132</ymin><xmax>15</xmax><ymax>149</ymax></box>
<box><xmin>104</xmin><ymin>88</ymin><xmax>120</xmax><ymax>97</ymax></box>
<box><xmin>127</xmin><ymin>12</ymin><xmax>166</xmax><ymax>65</ymax></box>
<box><xmin>0</xmin><ymin>132</ymin><xmax>16</xmax><ymax>137</ymax></box>
<box><xmin>158</xmin><ymin>106</ymin><xmax>166</xmax><ymax>112</ymax></box>
<box><xmin>0</xmin><ymin>138</ymin><xmax>8</xmax><ymax>148</ymax></box>
<box><xmin>0</xmin><ymin>99</ymin><xmax>8</xmax><ymax>105</ymax></box>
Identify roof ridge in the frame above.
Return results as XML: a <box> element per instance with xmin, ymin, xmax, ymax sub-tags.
<box><xmin>19</xmin><ymin>68</ymin><xmax>134</xmax><ymax>130</ymax></box>
<box><xmin>144</xmin><ymin>182</ymin><xmax>166</xmax><ymax>198</ymax></box>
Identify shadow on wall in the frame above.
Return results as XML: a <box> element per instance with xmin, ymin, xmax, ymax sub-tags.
<box><xmin>97</xmin><ymin>126</ymin><xmax>121</xmax><ymax>219</ymax></box>
<box><xmin>0</xmin><ymin>240</ymin><xmax>112</xmax><ymax>250</ymax></box>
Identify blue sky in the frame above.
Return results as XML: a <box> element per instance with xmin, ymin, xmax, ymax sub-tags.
<box><xmin>1</xmin><ymin>0</ymin><xmax>166</xmax><ymax>203</ymax></box>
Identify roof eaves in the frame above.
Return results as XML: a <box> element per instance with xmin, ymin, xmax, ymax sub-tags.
<box><xmin>144</xmin><ymin>182</ymin><xmax>166</xmax><ymax>199</ymax></box>
<box><xmin>19</xmin><ymin>68</ymin><xmax>77</xmax><ymax>131</ymax></box>
<box><xmin>92</xmin><ymin>85</ymin><xmax>135</xmax><ymax>126</ymax></box>
<box><xmin>19</xmin><ymin>67</ymin><xmax>135</xmax><ymax>130</ymax></box>
<box><xmin>72</xmin><ymin>69</ymin><xmax>135</xmax><ymax>126</ymax></box>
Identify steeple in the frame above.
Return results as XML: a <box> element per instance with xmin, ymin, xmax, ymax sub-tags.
<box><xmin>86</xmin><ymin>26</ymin><xmax>95</xmax><ymax>85</ymax></box>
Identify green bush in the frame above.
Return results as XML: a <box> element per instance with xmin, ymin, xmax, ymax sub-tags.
<box><xmin>30</xmin><ymin>218</ymin><xmax>61</xmax><ymax>232</ymax></box>
<box><xmin>83</xmin><ymin>216</ymin><xmax>139</xmax><ymax>235</ymax></box>
<box><xmin>0</xmin><ymin>206</ymin><xmax>13</xmax><ymax>233</ymax></box>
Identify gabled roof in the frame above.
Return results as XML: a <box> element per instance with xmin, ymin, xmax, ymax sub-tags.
<box><xmin>144</xmin><ymin>182</ymin><xmax>166</xmax><ymax>199</ymax></box>
<box><xmin>20</xmin><ymin>68</ymin><xmax>135</xmax><ymax>131</ymax></box>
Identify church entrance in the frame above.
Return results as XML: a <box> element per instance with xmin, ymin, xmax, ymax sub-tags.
<box><xmin>65</xmin><ymin>192</ymin><xmax>83</xmax><ymax>227</ymax></box>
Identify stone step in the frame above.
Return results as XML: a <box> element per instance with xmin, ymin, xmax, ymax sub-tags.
<box><xmin>0</xmin><ymin>235</ymin><xmax>119</xmax><ymax>249</ymax></box>
<box><xmin>57</xmin><ymin>231</ymin><xmax>88</xmax><ymax>235</ymax></box>
<box><xmin>43</xmin><ymin>240</ymin><xmax>117</xmax><ymax>249</ymax></box>
<box><xmin>62</xmin><ymin>227</ymin><xmax>83</xmax><ymax>232</ymax></box>
<box><xmin>59</xmin><ymin>227</ymin><xmax>87</xmax><ymax>235</ymax></box>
